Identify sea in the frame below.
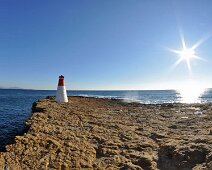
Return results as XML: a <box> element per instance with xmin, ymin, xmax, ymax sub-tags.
<box><xmin>0</xmin><ymin>89</ymin><xmax>212</xmax><ymax>151</ymax></box>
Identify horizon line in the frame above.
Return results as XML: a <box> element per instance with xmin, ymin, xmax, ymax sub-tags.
<box><xmin>1</xmin><ymin>87</ymin><xmax>212</xmax><ymax>91</ymax></box>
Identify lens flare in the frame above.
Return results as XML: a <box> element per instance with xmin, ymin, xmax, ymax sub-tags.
<box><xmin>168</xmin><ymin>32</ymin><xmax>207</xmax><ymax>74</ymax></box>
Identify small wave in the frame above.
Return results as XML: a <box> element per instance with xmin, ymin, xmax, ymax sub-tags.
<box><xmin>71</xmin><ymin>94</ymin><xmax>179</xmax><ymax>104</ymax></box>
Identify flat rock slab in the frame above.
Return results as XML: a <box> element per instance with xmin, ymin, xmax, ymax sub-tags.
<box><xmin>0</xmin><ymin>96</ymin><xmax>211</xmax><ymax>170</ymax></box>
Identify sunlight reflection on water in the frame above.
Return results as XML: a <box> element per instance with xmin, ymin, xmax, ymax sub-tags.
<box><xmin>177</xmin><ymin>86</ymin><xmax>205</xmax><ymax>103</ymax></box>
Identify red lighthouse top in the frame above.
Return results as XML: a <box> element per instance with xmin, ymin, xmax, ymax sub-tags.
<box><xmin>58</xmin><ymin>75</ymin><xmax>65</xmax><ymax>86</ymax></box>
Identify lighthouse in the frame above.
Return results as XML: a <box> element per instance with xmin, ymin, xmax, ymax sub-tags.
<box><xmin>56</xmin><ymin>75</ymin><xmax>68</xmax><ymax>103</ymax></box>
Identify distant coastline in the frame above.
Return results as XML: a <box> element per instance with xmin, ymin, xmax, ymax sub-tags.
<box><xmin>0</xmin><ymin>87</ymin><xmax>24</xmax><ymax>90</ymax></box>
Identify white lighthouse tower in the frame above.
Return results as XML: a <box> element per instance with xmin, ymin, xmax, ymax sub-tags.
<box><xmin>56</xmin><ymin>75</ymin><xmax>68</xmax><ymax>103</ymax></box>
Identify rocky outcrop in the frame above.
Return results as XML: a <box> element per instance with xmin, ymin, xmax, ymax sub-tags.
<box><xmin>0</xmin><ymin>97</ymin><xmax>211</xmax><ymax>169</ymax></box>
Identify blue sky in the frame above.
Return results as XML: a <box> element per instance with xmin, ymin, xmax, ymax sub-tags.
<box><xmin>0</xmin><ymin>0</ymin><xmax>212</xmax><ymax>90</ymax></box>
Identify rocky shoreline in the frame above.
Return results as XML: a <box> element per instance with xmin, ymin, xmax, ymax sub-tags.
<box><xmin>0</xmin><ymin>96</ymin><xmax>211</xmax><ymax>169</ymax></box>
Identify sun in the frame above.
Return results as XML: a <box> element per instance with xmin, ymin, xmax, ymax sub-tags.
<box><xmin>168</xmin><ymin>32</ymin><xmax>206</xmax><ymax>73</ymax></box>
<box><xmin>177</xmin><ymin>47</ymin><xmax>197</xmax><ymax>71</ymax></box>
<box><xmin>180</xmin><ymin>48</ymin><xmax>195</xmax><ymax>60</ymax></box>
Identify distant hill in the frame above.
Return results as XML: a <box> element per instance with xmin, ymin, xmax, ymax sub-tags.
<box><xmin>8</xmin><ymin>87</ymin><xmax>23</xmax><ymax>89</ymax></box>
<box><xmin>0</xmin><ymin>87</ymin><xmax>25</xmax><ymax>90</ymax></box>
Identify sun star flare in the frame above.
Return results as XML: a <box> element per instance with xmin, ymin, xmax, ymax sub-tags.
<box><xmin>169</xmin><ymin>33</ymin><xmax>206</xmax><ymax>74</ymax></box>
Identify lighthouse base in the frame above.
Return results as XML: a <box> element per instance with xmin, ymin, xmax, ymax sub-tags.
<box><xmin>56</xmin><ymin>86</ymin><xmax>68</xmax><ymax>103</ymax></box>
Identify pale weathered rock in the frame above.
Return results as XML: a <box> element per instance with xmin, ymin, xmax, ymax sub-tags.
<box><xmin>0</xmin><ymin>96</ymin><xmax>211</xmax><ymax>169</ymax></box>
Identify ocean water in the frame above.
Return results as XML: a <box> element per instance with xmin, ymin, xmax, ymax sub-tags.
<box><xmin>0</xmin><ymin>89</ymin><xmax>212</xmax><ymax>151</ymax></box>
<box><xmin>0</xmin><ymin>89</ymin><xmax>55</xmax><ymax>151</ymax></box>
